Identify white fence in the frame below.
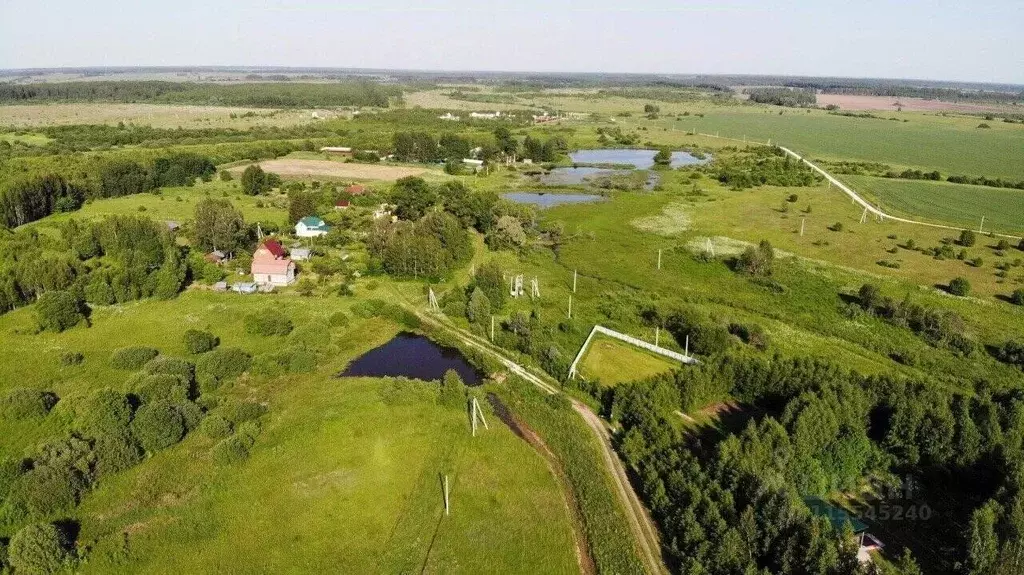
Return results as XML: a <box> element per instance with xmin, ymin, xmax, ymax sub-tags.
<box><xmin>568</xmin><ymin>325</ymin><xmax>697</xmax><ymax>379</ymax></box>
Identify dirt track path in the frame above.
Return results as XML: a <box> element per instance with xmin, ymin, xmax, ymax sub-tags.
<box><xmin>411</xmin><ymin>308</ymin><xmax>668</xmax><ymax>575</ymax></box>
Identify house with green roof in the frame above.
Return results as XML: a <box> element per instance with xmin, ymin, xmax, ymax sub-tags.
<box><xmin>295</xmin><ymin>216</ymin><xmax>331</xmax><ymax>238</ymax></box>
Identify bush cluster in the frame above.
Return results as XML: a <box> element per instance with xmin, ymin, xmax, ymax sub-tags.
<box><xmin>183</xmin><ymin>329</ymin><xmax>219</xmax><ymax>354</ymax></box>
<box><xmin>244</xmin><ymin>309</ymin><xmax>293</xmax><ymax>336</ymax></box>
<box><xmin>110</xmin><ymin>346</ymin><xmax>160</xmax><ymax>370</ymax></box>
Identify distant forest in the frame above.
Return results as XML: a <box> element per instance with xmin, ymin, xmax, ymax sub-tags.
<box><xmin>0</xmin><ymin>81</ymin><xmax>401</xmax><ymax>108</ymax></box>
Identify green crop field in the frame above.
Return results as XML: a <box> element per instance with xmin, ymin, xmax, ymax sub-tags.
<box><xmin>631</xmin><ymin>109</ymin><xmax>1024</xmax><ymax>180</ymax></box>
<box><xmin>578</xmin><ymin>336</ymin><xmax>677</xmax><ymax>386</ymax></box>
<box><xmin>840</xmin><ymin>175</ymin><xmax>1024</xmax><ymax>235</ymax></box>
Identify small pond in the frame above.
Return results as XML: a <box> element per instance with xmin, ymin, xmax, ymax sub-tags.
<box><xmin>538</xmin><ymin>166</ymin><xmax>621</xmax><ymax>185</ymax></box>
<box><xmin>338</xmin><ymin>332</ymin><xmax>483</xmax><ymax>385</ymax></box>
<box><xmin>502</xmin><ymin>192</ymin><xmax>604</xmax><ymax>208</ymax></box>
<box><xmin>569</xmin><ymin>148</ymin><xmax>708</xmax><ymax>169</ymax></box>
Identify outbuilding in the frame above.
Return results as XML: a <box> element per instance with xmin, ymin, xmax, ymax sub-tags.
<box><xmin>295</xmin><ymin>216</ymin><xmax>330</xmax><ymax>238</ymax></box>
<box><xmin>291</xmin><ymin>248</ymin><xmax>311</xmax><ymax>261</ymax></box>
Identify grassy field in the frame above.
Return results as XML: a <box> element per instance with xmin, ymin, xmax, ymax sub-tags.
<box><xmin>0</xmin><ymin>131</ymin><xmax>53</xmax><ymax>146</ymax></box>
<box><xmin>0</xmin><ymin>103</ymin><xmax>336</xmax><ymax>129</ymax></box>
<box><xmin>840</xmin><ymin>175</ymin><xmax>1024</xmax><ymax>235</ymax></box>
<box><xmin>0</xmin><ymin>291</ymin><xmax>580</xmax><ymax>573</ymax></box>
<box><xmin>578</xmin><ymin>336</ymin><xmax>677</xmax><ymax>386</ymax></box>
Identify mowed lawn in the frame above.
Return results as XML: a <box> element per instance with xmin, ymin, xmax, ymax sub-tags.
<box><xmin>841</xmin><ymin>175</ymin><xmax>1024</xmax><ymax>235</ymax></box>
<box><xmin>578</xmin><ymin>336</ymin><xmax>677</xmax><ymax>386</ymax></box>
<box><xmin>0</xmin><ymin>292</ymin><xmax>579</xmax><ymax>573</ymax></box>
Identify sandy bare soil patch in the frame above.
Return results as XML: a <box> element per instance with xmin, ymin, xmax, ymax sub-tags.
<box><xmin>816</xmin><ymin>94</ymin><xmax>1016</xmax><ymax>113</ymax></box>
<box><xmin>230</xmin><ymin>159</ymin><xmax>428</xmax><ymax>181</ymax></box>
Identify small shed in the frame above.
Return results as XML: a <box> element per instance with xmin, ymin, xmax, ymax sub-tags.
<box><xmin>291</xmin><ymin>248</ymin><xmax>311</xmax><ymax>261</ymax></box>
<box><xmin>335</xmin><ymin>199</ymin><xmax>351</xmax><ymax>210</ymax></box>
<box><xmin>205</xmin><ymin>250</ymin><xmax>226</xmax><ymax>264</ymax></box>
<box><xmin>345</xmin><ymin>184</ymin><xmax>366</xmax><ymax>195</ymax></box>
<box><xmin>320</xmin><ymin>146</ymin><xmax>352</xmax><ymax>155</ymax></box>
<box><xmin>212</xmin><ymin>281</ymin><xmax>228</xmax><ymax>292</ymax></box>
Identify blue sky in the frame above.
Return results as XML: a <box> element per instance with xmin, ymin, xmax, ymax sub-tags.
<box><xmin>1</xmin><ymin>0</ymin><xmax>1022</xmax><ymax>84</ymax></box>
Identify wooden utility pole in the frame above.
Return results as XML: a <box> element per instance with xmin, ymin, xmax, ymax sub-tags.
<box><xmin>573</xmin><ymin>269</ymin><xmax>577</xmax><ymax>293</ymax></box>
<box><xmin>800</xmin><ymin>217</ymin><xmax>806</xmax><ymax>237</ymax></box>
<box><xmin>655</xmin><ymin>326</ymin><xmax>660</xmax><ymax>347</ymax></box>
<box><xmin>490</xmin><ymin>316</ymin><xmax>494</xmax><ymax>341</ymax></box>
<box><xmin>979</xmin><ymin>216</ymin><xmax>985</xmax><ymax>234</ymax></box>
<box><xmin>568</xmin><ymin>295</ymin><xmax>573</xmax><ymax>319</ymax></box>
<box><xmin>657</xmin><ymin>249</ymin><xmax>662</xmax><ymax>270</ymax></box>
<box><xmin>444</xmin><ymin>475</ymin><xmax>450</xmax><ymax>516</ymax></box>
<box><xmin>685</xmin><ymin>335</ymin><xmax>690</xmax><ymax>358</ymax></box>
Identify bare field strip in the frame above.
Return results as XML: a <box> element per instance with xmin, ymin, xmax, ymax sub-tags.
<box><xmin>229</xmin><ymin>158</ymin><xmax>428</xmax><ymax>180</ymax></box>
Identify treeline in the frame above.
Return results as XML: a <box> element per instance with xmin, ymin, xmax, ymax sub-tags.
<box><xmin>0</xmin><ymin>153</ymin><xmax>215</xmax><ymax>227</ymax></box>
<box><xmin>745</xmin><ymin>87</ymin><xmax>817</xmax><ymax>107</ymax></box>
<box><xmin>0</xmin><ymin>80</ymin><xmax>401</xmax><ymax>108</ymax></box>
<box><xmin>26</xmin><ymin>123</ymin><xmax>345</xmax><ymax>152</ymax></box>
<box><xmin>391</xmin><ymin>127</ymin><xmax>567</xmax><ymax>164</ymax></box>
<box><xmin>823</xmin><ymin>160</ymin><xmax>1024</xmax><ymax>191</ymax></box>
<box><xmin>713</xmin><ymin>146</ymin><xmax>821</xmax><ymax>189</ymax></box>
<box><xmin>610</xmin><ymin>352</ymin><xmax>1024</xmax><ymax>574</ymax></box>
<box><xmin>0</xmin><ymin>216</ymin><xmax>187</xmax><ymax>316</ymax></box>
<box><xmin>816</xmin><ymin>85</ymin><xmax>1024</xmax><ymax>104</ymax></box>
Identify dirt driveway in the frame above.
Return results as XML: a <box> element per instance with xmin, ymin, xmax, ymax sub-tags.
<box><xmin>230</xmin><ymin>159</ymin><xmax>428</xmax><ymax>181</ymax></box>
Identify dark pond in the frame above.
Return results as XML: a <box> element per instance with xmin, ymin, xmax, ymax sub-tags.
<box><xmin>338</xmin><ymin>332</ymin><xmax>483</xmax><ymax>385</ymax></box>
<box><xmin>502</xmin><ymin>192</ymin><xmax>604</xmax><ymax>208</ymax></box>
<box><xmin>569</xmin><ymin>148</ymin><xmax>708</xmax><ymax>169</ymax></box>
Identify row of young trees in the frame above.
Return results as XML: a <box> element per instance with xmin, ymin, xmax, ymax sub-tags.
<box><xmin>390</xmin><ymin>127</ymin><xmax>567</xmax><ymax>164</ymax></box>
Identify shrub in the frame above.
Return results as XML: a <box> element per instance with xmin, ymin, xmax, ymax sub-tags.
<box><xmin>183</xmin><ymin>329</ymin><xmax>219</xmax><ymax>354</ymax></box>
<box><xmin>858</xmin><ymin>283</ymin><xmax>882</xmax><ymax>311</ymax></box>
<box><xmin>131</xmin><ymin>400</ymin><xmax>186</xmax><ymax>452</ymax></box>
<box><xmin>0</xmin><ymin>457</ymin><xmax>25</xmax><ymax>499</ymax></box>
<box><xmin>828</xmin><ymin>222</ymin><xmax>844</xmax><ymax>232</ymax></box>
<box><xmin>211</xmin><ymin>435</ymin><xmax>250</xmax><ymax>465</ymax></box>
<box><xmin>244</xmin><ymin>309</ymin><xmax>293</xmax><ymax>336</ymax></box>
<box><xmin>219</xmin><ymin>169</ymin><xmax>233</xmax><ymax>181</ymax></box>
<box><xmin>93</xmin><ymin>432</ymin><xmax>144</xmax><ymax>477</ymax></box>
<box><xmin>174</xmin><ymin>400</ymin><xmax>205</xmax><ymax>432</ymax></box>
<box><xmin>9</xmin><ymin>523</ymin><xmax>72</xmax><ymax>575</ymax></box>
<box><xmin>996</xmin><ymin>239</ymin><xmax>1011</xmax><ymax>251</ymax></box>
<box><xmin>199</xmin><ymin>414</ymin><xmax>233</xmax><ymax>439</ymax></box>
<box><xmin>439</xmin><ymin>370</ymin><xmax>465</xmax><ymax>407</ymax></box>
<box><xmin>110</xmin><ymin>347</ymin><xmax>159</xmax><ymax>370</ymax></box>
<box><xmin>196</xmin><ymin>347</ymin><xmax>252</xmax><ymax>390</ymax></box>
<box><xmin>328</xmin><ymin>311</ymin><xmax>350</xmax><ymax>327</ymax></box>
<box><xmin>77</xmin><ymin>389</ymin><xmax>132</xmax><ymax>437</ymax></box>
<box><xmin>0</xmin><ymin>388</ymin><xmax>58</xmax><ymax>420</ymax></box>
<box><xmin>221</xmin><ymin>401</ymin><xmax>267</xmax><ymax>425</ymax></box>
<box><xmin>7</xmin><ymin>465</ymin><xmax>86</xmax><ymax>519</ymax></box>
<box><xmin>143</xmin><ymin>356</ymin><xmax>196</xmax><ymax>387</ymax></box>
<box><xmin>133</xmin><ymin>374</ymin><xmax>190</xmax><ymax>404</ymax></box>
<box><xmin>948</xmin><ymin>277</ymin><xmax>971</xmax><ymax>296</ymax></box>
<box><xmin>1011</xmin><ymin>288</ymin><xmax>1024</xmax><ymax>306</ymax></box>
<box><xmin>958</xmin><ymin>229</ymin><xmax>977</xmax><ymax>247</ymax></box>
<box><xmin>59</xmin><ymin>351</ymin><xmax>84</xmax><ymax>366</ymax></box>
<box><xmin>35</xmin><ymin>290</ymin><xmax>86</xmax><ymax>333</ymax></box>
<box><xmin>287</xmin><ymin>349</ymin><xmax>316</xmax><ymax>373</ymax></box>
<box><xmin>994</xmin><ymin>340</ymin><xmax>1024</xmax><ymax>369</ymax></box>
<box><xmin>735</xmin><ymin>240</ymin><xmax>775</xmax><ymax>276</ymax></box>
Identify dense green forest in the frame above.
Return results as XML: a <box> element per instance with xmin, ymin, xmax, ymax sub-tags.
<box><xmin>0</xmin><ymin>81</ymin><xmax>401</xmax><ymax>108</ymax></box>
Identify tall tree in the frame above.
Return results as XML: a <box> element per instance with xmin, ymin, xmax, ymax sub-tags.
<box><xmin>192</xmin><ymin>199</ymin><xmax>246</xmax><ymax>254</ymax></box>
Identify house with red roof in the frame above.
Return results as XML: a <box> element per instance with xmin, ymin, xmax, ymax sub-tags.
<box><xmin>335</xmin><ymin>199</ymin><xmax>351</xmax><ymax>210</ymax></box>
<box><xmin>345</xmin><ymin>184</ymin><xmax>366</xmax><ymax>195</ymax></box>
<box><xmin>251</xmin><ymin>239</ymin><xmax>295</xmax><ymax>286</ymax></box>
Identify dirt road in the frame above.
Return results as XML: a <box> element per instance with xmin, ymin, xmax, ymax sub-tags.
<box><xmin>414</xmin><ymin>310</ymin><xmax>668</xmax><ymax>575</ymax></box>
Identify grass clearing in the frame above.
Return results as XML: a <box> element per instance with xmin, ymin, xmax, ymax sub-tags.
<box><xmin>0</xmin><ymin>290</ymin><xmax>580</xmax><ymax>572</ymax></box>
<box><xmin>578</xmin><ymin>336</ymin><xmax>677</xmax><ymax>386</ymax></box>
